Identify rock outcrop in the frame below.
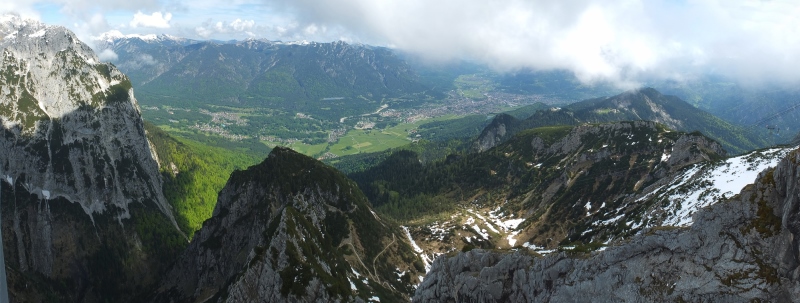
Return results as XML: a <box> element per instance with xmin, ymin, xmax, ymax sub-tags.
<box><xmin>152</xmin><ymin>147</ymin><xmax>423</xmax><ymax>302</ymax></box>
<box><xmin>415</xmin><ymin>147</ymin><xmax>800</xmax><ymax>302</ymax></box>
<box><xmin>474</xmin><ymin>113</ymin><xmax>517</xmax><ymax>152</ymax></box>
<box><xmin>0</xmin><ymin>14</ymin><xmax>185</xmax><ymax>302</ymax></box>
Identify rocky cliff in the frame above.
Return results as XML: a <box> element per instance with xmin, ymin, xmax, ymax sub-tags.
<box><xmin>415</xmin><ymin>147</ymin><xmax>800</xmax><ymax>302</ymax></box>
<box><xmin>0</xmin><ymin>14</ymin><xmax>185</xmax><ymax>302</ymax></box>
<box><xmin>152</xmin><ymin>147</ymin><xmax>423</xmax><ymax>302</ymax></box>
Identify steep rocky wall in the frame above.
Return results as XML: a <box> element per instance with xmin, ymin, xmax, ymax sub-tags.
<box><xmin>0</xmin><ymin>14</ymin><xmax>185</xmax><ymax>302</ymax></box>
<box><xmin>415</xmin><ymin>148</ymin><xmax>800</xmax><ymax>302</ymax></box>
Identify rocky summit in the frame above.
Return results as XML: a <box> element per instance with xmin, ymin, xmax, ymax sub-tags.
<box><xmin>0</xmin><ymin>14</ymin><xmax>184</xmax><ymax>302</ymax></box>
<box><xmin>151</xmin><ymin>147</ymin><xmax>423</xmax><ymax>303</ymax></box>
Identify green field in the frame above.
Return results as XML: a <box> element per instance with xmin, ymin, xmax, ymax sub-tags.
<box><xmin>256</xmin><ymin>115</ymin><xmax>465</xmax><ymax>158</ymax></box>
<box><xmin>261</xmin><ymin>140</ymin><xmax>329</xmax><ymax>156</ymax></box>
<box><xmin>329</xmin><ymin>116</ymin><xmax>463</xmax><ymax>156</ymax></box>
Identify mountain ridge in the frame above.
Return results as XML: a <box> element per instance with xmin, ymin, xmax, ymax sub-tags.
<box><xmin>475</xmin><ymin>87</ymin><xmax>769</xmax><ymax>154</ymax></box>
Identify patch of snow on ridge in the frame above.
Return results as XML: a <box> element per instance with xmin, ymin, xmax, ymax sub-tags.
<box><xmin>645</xmin><ymin>147</ymin><xmax>792</xmax><ymax>227</ymax></box>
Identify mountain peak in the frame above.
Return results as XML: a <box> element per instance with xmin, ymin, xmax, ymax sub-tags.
<box><xmin>1</xmin><ymin>14</ymin><xmax>135</xmax><ymax>131</ymax></box>
<box><xmin>229</xmin><ymin>146</ymin><xmax>360</xmax><ymax>212</ymax></box>
<box><xmin>625</xmin><ymin>86</ymin><xmax>661</xmax><ymax>96</ymax></box>
<box><xmin>0</xmin><ymin>14</ymin><xmax>62</xmax><ymax>44</ymax></box>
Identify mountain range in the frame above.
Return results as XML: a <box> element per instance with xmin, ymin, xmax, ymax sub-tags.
<box><xmin>95</xmin><ymin>35</ymin><xmax>437</xmax><ymax>121</ymax></box>
<box><xmin>4</xmin><ymin>14</ymin><xmax>800</xmax><ymax>302</ymax></box>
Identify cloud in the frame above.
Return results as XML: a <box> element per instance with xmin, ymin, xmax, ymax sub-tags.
<box><xmin>195</xmin><ymin>18</ymin><xmax>257</xmax><ymax>38</ymax></box>
<box><xmin>230</xmin><ymin>19</ymin><xmax>255</xmax><ymax>31</ymax></box>
<box><xmin>137</xmin><ymin>54</ymin><xmax>157</xmax><ymax>66</ymax></box>
<box><xmin>258</xmin><ymin>0</ymin><xmax>800</xmax><ymax>87</ymax></box>
<box><xmin>130</xmin><ymin>11</ymin><xmax>172</xmax><ymax>29</ymax></box>
<box><xmin>97</xmin><ymin>49</ymin><xmax>118</xmax><ymax>61</ymax></box>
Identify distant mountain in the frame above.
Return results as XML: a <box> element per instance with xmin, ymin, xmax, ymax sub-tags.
<box><xmin>492</xmin><ymin>69</ymin><xmax>800</xmax><ymax>144</ymax></box>
<box><xmin>93</xmin><ymin>30</ymin><xmax>197</xmax><ymax>88</ymax></box>
<box><xmin>0</xmin><ymin>14</ymin><xmax>184</xmax><ymax>301</ymax></box>
<box><xmin>150</xmin><ymin>147</ymin><xmax>423</xmax><ymax>302</ymax></box>
<box><xmin>475</xmin><ymin>87</ymin><xmax>769</xmax><ymax>154</ymax></box>
<box><xmin>95</xmin><ymin>36</ymin><xmax>438</xmax><ymax>120</ymax></box>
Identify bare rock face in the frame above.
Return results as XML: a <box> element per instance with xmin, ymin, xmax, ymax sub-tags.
<box><xmin>0</xmin><ymin>14</ymin><xmax>184</xmax><ymax>302</ymax></box>
<box><xmin>474</xmin><ymin>113</ymin><xmax>517</xmax><ymax>152</ymax></box>
<box><xmin>152</xmin><ymin>147</ymin><xmax>423</xmax><ymax>303</ymax></box>
<box><xmin>415</xmin><ymin>148</ymin><xmax>800</xmax><ymax>302</ymax></box>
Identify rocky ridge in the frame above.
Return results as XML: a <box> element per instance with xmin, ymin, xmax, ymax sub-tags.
<box><xmin>415</xmin><ymin>146</ymin><xmax>800</xmax><ymax>302</ymax></box>
<box><xmin>360</xmin><ymin>121</ymin><xmax>729</xmax><ymax>269</ymax></box>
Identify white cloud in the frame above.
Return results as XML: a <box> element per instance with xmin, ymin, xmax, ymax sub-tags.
<box><xmin>129</xmin><ymin>11</ymin><xmax>172</xmax><ymax>29</ymax></box>
<box><xmin>230</xmin><ymin>19</ymin><xmax>255</xmax><ymax>31</ymax></box>
<box><xmin>195</xmin><ymin>18</ymin><xmax>257</xmax><ymax>38</ymax></box>
<box><xmin>259</xmin><ymin>0</ymin><xmax>800</xmax><ymax>87</ymax></box>
<box><xmin>97</xmin><ymin>49</ymin><xmax>118</xmax><ymax>61</ymax></box>
<box><xmin>10</xmin><ymin>0</ymin><xmax>800</xmax><ymax>87</ymax></box>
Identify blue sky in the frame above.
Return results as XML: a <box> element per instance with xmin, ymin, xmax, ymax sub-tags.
<box><xmin>5</xmin><ymin>0</ymin><xmax>800</xmax><ymax>87</ymax></box>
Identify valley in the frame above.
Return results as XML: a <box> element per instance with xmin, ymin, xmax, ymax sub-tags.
<box><xmin>137</xmin><ymin>72</ymin><xmax>562</xmax><ymax>160</ymax></box>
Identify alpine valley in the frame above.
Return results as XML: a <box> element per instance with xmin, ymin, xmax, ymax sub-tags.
<box><xmin>3</xmin><ymin>14</ymin><xmax>800</xmax><ymax>303</ymax></box>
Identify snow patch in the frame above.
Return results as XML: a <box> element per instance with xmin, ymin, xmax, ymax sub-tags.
<box><xmin>401</xmin><ymin>226</ymin><xmax>423</xmax><ymax>253</ymax></box>
<box><xmin>27</xmin><ymin>29</ymin><xmax>46</xmax><ymax>38</ymax></box>
<box><xmin>651</xmin><ymin>147</ymin><xmax>791</xmax><ymax>227</ymax></box>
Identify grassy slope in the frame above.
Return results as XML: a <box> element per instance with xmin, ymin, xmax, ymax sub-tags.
<box><xmin>145</xmin><ymin>122</ymin><xmax>262</xmax><ymax>238</ymax></box>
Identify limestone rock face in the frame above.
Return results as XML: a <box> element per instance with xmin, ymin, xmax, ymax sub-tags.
<box><xmin>0</xmin><ymin>14</ymin><xmax>184</xmax><ymax>302</ymax></box>
<box><xmin>152</xmin><ymin>147</ymin><xmax>423</xmax><ymax>303</ymax></box>
<box><xmin>474</xmin><ymin>113</ymin><xmax>516</xmax><ymax>152</ymax></box>
<box><xmin>415</xmin><ymin>148</ymin><xmax>800</xmax><ymax>302</ymax></box>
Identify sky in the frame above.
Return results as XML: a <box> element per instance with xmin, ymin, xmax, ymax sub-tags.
<box><xmin>4</xmin><ymin>0</ymin><xmax>800</xmax><ymax>87</ymax></box>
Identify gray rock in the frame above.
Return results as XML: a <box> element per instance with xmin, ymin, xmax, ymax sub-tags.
<box><xmin>0</xmin><ymin>14</ymin><xmax>184</xmax><ymax>302</ymax></box>
<box><xmin>415</xmin><ymin>148</ymin><xmax>800</xmax><ymax>302</ymax></box>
